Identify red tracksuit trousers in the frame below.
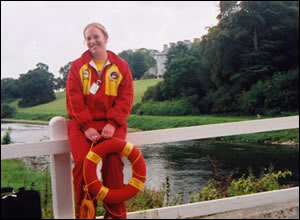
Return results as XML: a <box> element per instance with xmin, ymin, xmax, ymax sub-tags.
<box><xmin>67</xmin><ymin>120</ymin><xmax>127</xmax><ymax>219</ymax></box>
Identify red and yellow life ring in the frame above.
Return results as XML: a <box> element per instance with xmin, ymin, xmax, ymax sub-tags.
<box><xmin>83</xmin><ymin>138</ymin><xmax>146</xmax><ymax>204</ymax></box>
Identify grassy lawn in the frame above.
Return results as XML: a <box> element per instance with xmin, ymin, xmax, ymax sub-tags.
<box><xmin>1</xmin><ymin>159</ymin><xmax>53</xmax><ymax>218</ymax></box>
<box><xmin>8</xmin><ymin>78</ymin><xmax>162</xmax><ymax>120</ymax></box>
<box><xmin>127</xmin><ymin>114</ymin><xmax>257</xmax><ymax>130</ymax></box>
<box><xmin>133</xmin><ymin>78</ymin><xmax>163</xmax><ymax>104</ymax></box>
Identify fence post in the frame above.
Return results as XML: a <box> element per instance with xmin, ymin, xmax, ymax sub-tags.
<box><xmin>49</xmin><ymin>116</ymin><xmax>75</xmax><ymax>219</ymax></box>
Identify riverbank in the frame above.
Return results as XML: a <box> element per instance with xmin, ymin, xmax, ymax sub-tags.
<box><xmin>2</xmin><ymin>115</ymin><xmax>299</xmax><ymax>145</ymax></box>
<box><xmin>1</xmin><ymin>118</ymin><xmax>49</xmax><ymax>125</ymax></box>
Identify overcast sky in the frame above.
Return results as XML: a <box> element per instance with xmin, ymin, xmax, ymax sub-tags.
<box><xmin>1</xmin><ymin>1</ymin><xmax>219</xmax><ymax>79</ymax></box>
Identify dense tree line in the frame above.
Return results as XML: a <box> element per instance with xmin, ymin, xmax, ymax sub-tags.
<box><xmin>2</xmin><ymin>1</ymin><xmax>298</xmax><ymax>116</ymax></box>
<box><xmin>1</xmin><ymin>63</ymin><xmax>56</xmax><ymax>108</ymax></box>
<box><xmin>1</xmin><ymin>48</ymin><xmax>157</xmax><ymax>109</ymax></box>
<box><xmin>119</xmin><ymin>48</ymin><xmax>158</xmax><ymax>79</ymax></box>
<box><xmin>140</xmin><ymin>1</ymin><xmax>299</xmax><ymax>116</ymax></box>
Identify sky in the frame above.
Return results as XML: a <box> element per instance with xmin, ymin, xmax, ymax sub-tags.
<box><xmin>1</xmin><ymin>1</ymin><xmax>219</xmax><ymax>79</ymax></box>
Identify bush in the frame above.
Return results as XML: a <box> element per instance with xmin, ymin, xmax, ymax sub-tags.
<box><xmin>1</xmin><ymin>104</ymin><xmax>16</xmax><ymax>118</ymax></box>
<box><xmin>190</xmin><ymin>164</ymin><xmax>293</xmax><ymax>203</ymax></box>
<box><xmin>135</xmin><ymin>98</ymin><xmax>200</xmax><ymax>116</ymax></box>
<box><xmin>240</xmin><ymin>80</ymin><xmax>266</xmax><ymax>115</ymax></box>
<box><xmin>227</xmin><ymin>168</ymin><xmax>292</xmax><ymax>196</ymax></box>
<box><xmin>142</xmin><ymin>81</ymin><xmax>165</xmax><ymax>102</ymax></box>
<box><xmin>210</xmin><ymin>87</ymin><xmax>239</xmax><ymax>114</ymax></box>
<box><xmin>241</xmin><ymin>69</ymin><xmax>299</xmax><ymax>115</ymax></box>
<box><xmin>263</xmin><ymin>70</ymin><xmax>299</xmax><ymax>114</ymax></box>
<box><xmin>1</xmin><ymin>127</ymin><xmax>12</xmax><ymax>145</ymax></box>
<box><xmin>141</xmin><ymin>73</ymin><xmax>157</xmax><ymax>80</ymax></box>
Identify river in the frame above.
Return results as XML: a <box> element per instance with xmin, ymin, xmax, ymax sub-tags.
<box><xmin>1</xmin><ymin>123</ymin><xmax>299</xmax><ymax>202</ymax></box>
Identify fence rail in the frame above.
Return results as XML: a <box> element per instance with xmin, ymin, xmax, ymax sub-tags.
<box><xmin>1</xmin><ymin>115</ymin><xmax>299</xmax><ymax>219</ymax></box>
<box><xmin>120</xmin><ymin>187</ymin><xmax>299</xmax><ymax>219</ymax></box>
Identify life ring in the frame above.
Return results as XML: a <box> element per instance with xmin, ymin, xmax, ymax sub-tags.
<box><xmin>83</xmin><ymin>138</ymin><xmax>146</xmax><ymax>204</ymax></box>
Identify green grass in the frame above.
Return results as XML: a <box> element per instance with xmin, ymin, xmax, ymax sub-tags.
<box><xmin>133</xmin><ymin>78</ymin><xmax>163</xmax><ymax>104</ymax></box>
<box><xmin>127</xmin><ymin>114</ymin><xmax>258</xmax><ymax>130</ymax></box>
<box><xmin>10</xmin><ymin>92</ymin><xmax>67</xmax><ymax>120</ymax></box>
<box><xmin>8</xmin><ymin>78</ymin><xmax>162</xmax><ymax>120</ymax></box>
<box><xmin>127</xmin><ymin>114</ymin><xmax>298</xmax><ymax>143</ymax></box>
<box><xmin>220</xmin><ymin>128</ymin><xmax>299</xmax><ymax>144</ymax></box>
<box><xmin>1</xmin><ymin>159</ymin><xmax>165</xmax><ymax>218</ymax></box>
<box><xmin>1</xmin><ymin>159</ymin><xmax>53</xmax><ymax>218</ymax></box>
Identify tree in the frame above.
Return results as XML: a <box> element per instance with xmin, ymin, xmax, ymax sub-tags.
<box><xmin>119</xmin><ymin>48</ymin><xmax>157</xmax><ymax>79</ymax></box>
<box><xmin>198</xmin><ymin>1</ymin><xmax>299</xmax><ymax>114</ymax></box>
<box><xmin>1</xmin><ymin>104</ymin><xmax>16</xmax><ymax>118</ymax></box>
<box><xmin>161</xmin><ymin>55</ymin><xmax>204</xmax><ymax>99</ymax></box>
<box><xmin>217</xmin><ymin>1</ymin><xmax>239</xmax><ymax>20</ymax></box>
<box><xmin>142</xmin><ymin>1</ymin><xmax>299</xmax><ymax>115</ymax></box>
<box><xmin>58</xmin><ymin>61</ymin><xmax>72</xmax><ymax>89</ymax></box>
<box><xmin>18</xmin><ymin>63</ymin><xmax>56</xmax><ymax>107</ymax></box>
<box><xmin>165</xmin><ymin>42</ymin><xmax>189</xmax><ymax>66</ymax></box>
<box><xmin>1</xmin><ymin>78</ymin><xmax>20</xmax><ymax>100</ymax></box>
<box><xmin>131</xmin><ymin>51</ymin><xmax>148</xmax><ymax>79</ymax></box>
<box><xmin>119</xmin><ymin>50</ymin><xmax>134</xmax><ymax>66</ymax></box>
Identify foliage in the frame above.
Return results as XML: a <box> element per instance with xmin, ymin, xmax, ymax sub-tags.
<box><xmin>119</xmin><ymin>48</ymin><xmax>158</xmax><ymax>80</ymax></box>
<box><xmin>57</xmin><ymin>61</ymin><xmax>72</xmax><ymax>90</ymax></box>
<box><xmin>161</xmin><ymin>55</ymin><xmax>204</xmax><ymax>100</ymax></box>
<box><xmin>1</xmin><ymin>127</ymin><xmax>12</xmax><ymax>145</ymax></box>
<box><xmin>126</xmin><ymin>187</ymin><xmax>165</xmax><ymax>212</ymax></box>
<box><xmin>142</xmin><ymin>81</ymin><xmax>164</xmax><ymax>102</ymax></box>
<box><xmin>227</xmin><ymin>168</ymin><xmax>292</xmax><ymax>196</ymax></box>
<box><xmin>18</xmin><ymin>63</ymin><xmax>56</xmax><ymax>107</ymax></box>
<box><xmin>190</xmin><ymin>160</ymin><xmax>293</xmax><ymax>203</ymax></box>
<box><xmin>209</xmin><ymin>86</ymin><xmax>240</xmax><ymax>114</ymax></box>
<box><xmin>142</xmin><ymin>1</ymin><xmax>299</xmax><ymax>116</ymax></box>
<box><xmin>133</xmin><ymin>98</ymin><xmax>200</xmax><ymax>116</ymax></box>
<box><xmin>218</xmin><ymin>128</ymin><xmax>299</xmax><ymax>144</ymax></box>
<box><xmin>241</xmin><ymin>69</ymin><xmax>299</xmax><ymax>115</ymax></box>
<box><xmin>1</xmin><ymin>104</ymin><xmax>16</xmax><ymax>118</ymax></box>
<box><xmin>1</xmin><ymin>78</ymin><xmax>20</xmax><ymax>100</ymax></box>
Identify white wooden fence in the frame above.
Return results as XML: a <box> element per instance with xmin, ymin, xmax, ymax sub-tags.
<box><xmin>1</xmin><ymin>115</ymin><xmax>299</xmax><ymax>219</ymax></box>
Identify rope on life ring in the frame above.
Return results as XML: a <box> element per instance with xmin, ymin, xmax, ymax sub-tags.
<box><xmin>83</xmin><ymin>138</ymin><xmax>147</xmax><ymax>204</ymax></box>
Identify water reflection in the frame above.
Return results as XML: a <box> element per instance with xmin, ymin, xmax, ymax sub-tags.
<box><xmin>1</xmin><ymin>123</ymin><xmax>49</xmax><ymax>143</ymax></box>
<box><xmin>123</xmin><ymin>140</ymin><xmax>299</xmax><ymax>203</ymax></box>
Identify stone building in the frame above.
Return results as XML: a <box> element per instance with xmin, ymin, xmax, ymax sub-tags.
<box><xmin>154</xmin><ymin>38</ymin><xmax>199</xmax><ymax>78</ymax></box>
<box><xmin>155</xmin><ymin>44</ymin><xmax>169</xmax><ymax>78</ymax></box>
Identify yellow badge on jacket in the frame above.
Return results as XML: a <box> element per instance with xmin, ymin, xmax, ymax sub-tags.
<box><xmin>105</xmin><ymin>64</ymin><xmax>123</xmax><ymax>96</ymax></box>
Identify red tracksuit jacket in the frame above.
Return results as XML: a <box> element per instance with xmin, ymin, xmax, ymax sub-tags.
<box><xmin>66</xmin><ymin>50</ymin><xmax>134</xmax><ymax>136</ymax></box>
